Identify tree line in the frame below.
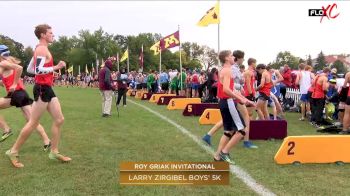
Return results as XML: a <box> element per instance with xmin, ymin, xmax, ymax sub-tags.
<box><xmin>1</xmin><ymin>28</ymin><xmax>348</xmax><ymax>75</ymax></box>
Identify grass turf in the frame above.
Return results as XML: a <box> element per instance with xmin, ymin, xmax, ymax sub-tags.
<box><xmin>0</xmin><ymin>86</ymin><xmax>349</xmax><ymax>195</ymax></box>
<box><xmin>0</xmin><ymin>87</ymin><xmax>255</xmax><ymax>196</ymax></box>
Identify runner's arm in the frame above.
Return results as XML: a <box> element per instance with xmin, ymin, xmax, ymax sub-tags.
<box><xmin>26</xmin><ymin>57</ymin><xmax>35</xmax><ymax>74</ymax></box>
<box><xmin>275</xmin><ymin>70</ymin><xmax>284</xmax><ymax>83</ymax></box>
<box><xmin>223</xmin><ymin>70</ymin><xmax>246</xmax><ymax>103</ymax></box>
<box><xmin>34</xmin><ymin>47</ymin><xmax>64</xmax><ymax>74</ymax></box>
<box><xmin>257</xmin><ymin>72</ymin><xmax>266</xmax><ymax>90</ymax></box>
<box><xmin>244</xmin><ymin>71</ymin><xmax>252</xmax><ymax>95</ymax></box>
<box><xmin>0</xmin><ymin>60</ymin><xmax>23</xmax><ymax>88</ymax></box>
<box><xmin>343</xmin><ymin>73</ymin><xmax>350</xmax><ymax>88</ymax></box>
<box><xmin>295</xmin><ymin>72</ymin><xmax>301</xmax><ymax>85</ymax></box>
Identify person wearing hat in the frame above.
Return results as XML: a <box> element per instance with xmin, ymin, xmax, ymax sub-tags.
<box><xmin>326</xmin><ymin>79</ymin><xmax>339</xmax><ymax>119</ymax></box>
<box><xmin>98</xmin><ymin>59</ymin><xmax>114</xmax><ymax>117</ymax></box>
<box><xmin>0</xmin><ymin>44</ymin><xmax>51</xmax><ymax>147</ymax></box>
<box><xmin>116</xmin><ymin>68</ymin><xmax>128</xmax><ymax>107</ymax></box>
<box><xmin>6</xmin><ymin>24</ymin><xmax>70</xmax><ymax>168</ymax></box>
<box><xmin>329</xmin><ymin>68</ymin><xmax>337</xmax><ymax>80</ymax></box>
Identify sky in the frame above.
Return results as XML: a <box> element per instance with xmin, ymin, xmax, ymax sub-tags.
<box><xmin>0</xmin><ymin>1</ymin><xmax>349</xmax><ymax>64</ymax></box>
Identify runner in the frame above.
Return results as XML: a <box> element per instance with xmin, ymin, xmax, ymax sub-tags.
<box><xmin>6</xmin><ymin>24</ymin><xmax>71</xmax><ymax>168</ymax></box>
<box><xmin>213</xmin><ymin>50</ymin><xmax>255</xmax><ymax>164</ymax></box>
<box><xmin>295</xmin><ymin>63</ymin><xmax>314</xmax><ymax>121</ymax></box>
<box><xmin>267</xmin><ymin>66</ymin><xmax>285</xmax><ymax>120</ymax></box>
<box><xmin>203</xmin><ymin>54</ymin><xmax>257</xmax><ymax>149</ymax></box>
<box><xmin>0</xmin><ymin>115</ymin><xmax>12</xmax><ymax>142</ymax></box>
<box><xmin>0</xmin><ymin>45</ymin><xmax>51</xmax><ymax>148</ymax></box>
<box><xmin>310</xmin><ymin>67</ymin><xmax>330</xmax><ymax>127</ymax></box>
<box><xmin>232</xmin><ymin>51</ymin><xmax>257</xmax><ymax>148</ymax></box>
<box><xmin>243</xmin><ymin>58</ymin><xmax>257</xmax><ymax>120</ymax></box>
<box><xmin>256</xmin><ymin>64</ymin><xmax>273</xmax><ymax>120</ymax></box>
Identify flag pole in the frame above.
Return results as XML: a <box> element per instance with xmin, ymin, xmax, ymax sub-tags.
<box><xmin>218</xmin><ymin>23</ymin><xmax>220</xmax><ymax>66</ymax></box>
<box><xmin>127</xmin><ymin>47</ymin><xmax>129</xmax><ymax>73</ymax></box>
<box><xmin>179</xmin><ymin>25</ymin><xmax>183</xmax><ymax>91</ymax></box>
<box><xmin>139</xmin><ymin>44</ymin><xmax>143</xmax><ymax>72</ymax></box>
<box><xmin>159</xmin><ymin>48</ymin><xmax>162</xmax><ymax>76</ymax></box>
<box><xmin>217</xmin><ymin>0</ymin><xmax>221</xmax><ymax>67</ymax></box>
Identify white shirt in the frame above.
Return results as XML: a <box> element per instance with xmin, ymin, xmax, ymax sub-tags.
<box><xmin>232</xmin><ymin>64</ymin><xmax>243</xmax><ymax>90</ymax></box>
<box><xmin>299</xmin><ymin>71</ymin><xmax>312</xmax><ymax>94</ymax></box>
<box><xmin>169</xmin><ymin>71</ymin><xmax>178</xmax><ymax>81</ymax></box>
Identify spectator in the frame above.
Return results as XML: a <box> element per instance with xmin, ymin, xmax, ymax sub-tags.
<box><xmin>98</xmin><ymin>60</ymin><xmax>114</xmax><ymax>117</ymax></box>
<box><xmin>207</xmin><ymin>67</ymin><xmax>218</xmax><ymax>102</ymax></box>
<box><xmin>191</xmin><ymin>70</ymin><xmax>200</xmax><ymax>98</ymax></box>
<box><xmin>280</xmin><ymin>64</ymin><xmax>292</xmax><ymax>101</ymax></box>
<box><xmin>116</xmin><ymin>68</ymin><xmax>128</xmax><ymax>107</ymax></box>
<box><xmin>159</xmin><ymin>69</ymin><xmax>169</xmax><ymax>93</ymax></box>
<box><xmin>198</xmin><ymin>71</ymin><xmax>206</xmax><ymax>99</ymax></box>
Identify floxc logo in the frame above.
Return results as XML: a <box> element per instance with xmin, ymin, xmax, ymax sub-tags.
<box><xmin>309</xmin><ymin>3</ymin><xmax>340</xmax><ymax>23</ymax></box>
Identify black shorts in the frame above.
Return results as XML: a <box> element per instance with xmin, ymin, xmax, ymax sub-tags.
<box><xmin>258</xmin><ymin>92</ymin><xmax>269</xmax><ymax>101</ymax></box>
<box><xmin>339</xmin><ymin>87</ymin><xmax>349</xmax><ymax>102</ymax></box>
<box><xmin>161</xmin><ymin>83</ymin><xmax>169</xmax><ymax>91</ymax></box>
<box><xmin>141</xmin><ymin>83</ymin><xmax>147</xmax><ymax>89</ymax></box>
<box><xmin>5</xmin><ymin>90</ymin><xmax>33</xmax><ymax>108</ymax></box>
<box><xmin>346</xmin><ymin>97</ymin><xmax>350</xmax><ymax>105</ymax></box>
<box><xmin>219</xmin><ymin>99</ymin><xmax>246</xmax><ymax>132</ymax></box>
<box><xmin>245</xmin><ymin>95</ymin><xmax>255</xmax><ymax>102</ymax></box>
<box><xmin>136</xmin><ymin>84</ymin><xmax>142</xmax><ymax>90</ymax></box>
<box><xmin>33</xmin><ymin>84</ymin><xmax>56</xmax><ymax>102</ymax></box>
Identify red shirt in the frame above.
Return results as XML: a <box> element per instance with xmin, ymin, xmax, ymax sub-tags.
<box><xmin>259</xmin><ymin>72</ymin><xmax>273</xmax><ymax>96</ymax></box>
<box><xmin>1</xmin><ymin>70</ymin><xmax>25</xmax><ymax>92</ymax></box>
<box><xmin>312</xmin><ymin>75</ymin><xmax>325</xmax><ymax>99</ymax></box>
<box><xmin>282</xmin><ymin>68</ymin><xmax>292</xmax><ymax>87</ymax></box>
<box><xmin>34</xmin><ymin>57</ymin><xmax>54</xmax><ymax>86</ymax></box>
<box><xmin>217</xmin><ymin>78</ymin><xmax>234</xmax><ymax>99</ymax></box>
<box><xmin>243</xmin><ymin>68</ymin><xmax>256</xmax><ymax>97</ymax></box>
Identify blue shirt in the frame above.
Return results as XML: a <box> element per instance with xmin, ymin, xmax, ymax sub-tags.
<box><xmin>159</xmin><ymin>72</ymin><xmax>169</xmax><ymax>84</ymax></box>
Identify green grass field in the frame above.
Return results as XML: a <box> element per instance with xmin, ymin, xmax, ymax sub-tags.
<box><xmin>0</xmin><ymin>86</ymin><xmax>349</xmax><ymax>196</ymax></box>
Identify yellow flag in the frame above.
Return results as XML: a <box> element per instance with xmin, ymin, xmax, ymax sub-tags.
<box><xmin>150</xmin><ymin>41</ymin><xmax>161</xmax><ymax>55</ymax></box>
<box><xmin>85</xmin><ymin>64</ymin><xmax>89</xmax><ymax>74</ymax></box>
<box><xmin>67</xmin><ymin>66</ymin><xmax>73</xmax><ymax>73</ymax></box>
<box><xmin>120</xmin><ymin>49</ymin><xmax>128</xmax><ymax>62</ymax></box>
<box><xmin>197</xmin><ymin>1</ymin><xmax>220</xmax><ymax>27</ymax></box>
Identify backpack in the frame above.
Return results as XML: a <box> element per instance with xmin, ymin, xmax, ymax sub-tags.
<box><xmin>283</xmin><ymin>98</ymin><xmax>295</xmax><ymax>111</ymax></box>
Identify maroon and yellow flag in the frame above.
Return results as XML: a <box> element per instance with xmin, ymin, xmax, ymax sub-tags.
<box><xmin>197</xmin><ymin>2</ymin><xmax>220</xmax><ymax>27</ymax></box>
<box><xmin>159</xmin><ymin>31</ymin><xmax>180</xmax><ymax>50</ymax></box>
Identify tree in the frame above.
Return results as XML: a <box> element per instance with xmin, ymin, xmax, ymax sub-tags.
<box><xmin>315</xmin><ymin>51</ymin><xmax>327</xmax><ymax>71</ymax></box>
<box><xmin>307</xmin><ymin>55</ymin><xmax>312</xmax><ymax>66</ymax></box>
<box><xmin>181</xmin><ymin>42</ymin><xmax>204</xmax><ymax>61</ymax></box>
<box><xmin>331</xmin><ymin>60</ymin><xmax>346</xmax><ymax>74</ymax></box>
<box><xmin>0</xmin><ymin>34</ymin><xmax>25</xmax><ymax>63</ymax></box>
<box><xmin>197</xmin><ymin>45</ymin><xmax>217</xmax><ymax>70</ymax></box>
<box><xmin>1</xmin><ymin>28</ymin><xmax>217</xmax><ymax>75</ymax></box>
<box><xmin>270</xmin><ymin>51</ymin><xmax>300</xmax><ymax>70</ymax></box>
<box><xmin>22</xmin><ymin>46</ymin><xmax>34</xmax><ymax>76</ymax></box>
<box><xmin>49</xmin><ymin>36</ymin><xmax>74</xmax><ymax>65</ymax></box>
